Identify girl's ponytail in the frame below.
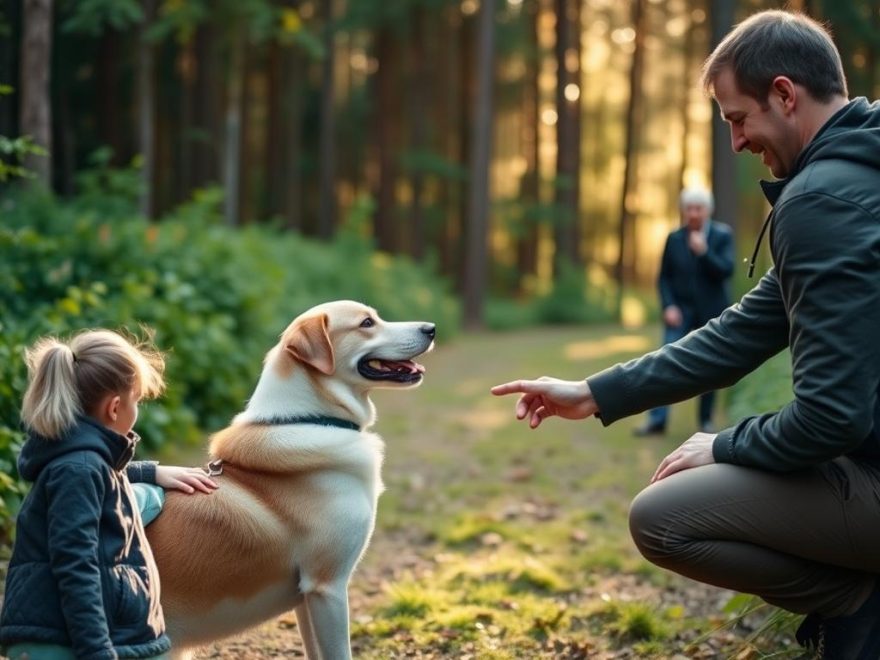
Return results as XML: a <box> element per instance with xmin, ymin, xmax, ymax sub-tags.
<box><xmin>21</xmin><ymin>338</ymin><xmax>82</xmax><ymax>438</ymax></box>
<box><xmin>20</xmin><ymin>329</ymin><xmax>166</xmax><ymax>439</ymax></box>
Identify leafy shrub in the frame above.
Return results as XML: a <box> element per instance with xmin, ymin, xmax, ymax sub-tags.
<box><xmin>0</xmin><ymin>183</ymin><xmax>459</xmax><ymax>549</ymax></box>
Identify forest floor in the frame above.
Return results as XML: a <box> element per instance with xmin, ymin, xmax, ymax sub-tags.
<box><xmin>10</xmin><ymin>325</ymin><xmax>808</xmax><ymax>659</ymax></box>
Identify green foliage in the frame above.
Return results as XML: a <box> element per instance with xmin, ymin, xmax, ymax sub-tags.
<box><xmin>603</xmin><ymin>602</ymin><xmax>670</xmax><ymax>643</ymax></box>
<box><xmin>60</xmin><ymin>0</ymin><xmax>143</xmax><ymax>34</ymax></box>
<box><xmin>0</xmin><ymin>135</ymin><xmax>47</xmax><ymax>182</ymax></box>
<box><xmin>726</xmin><ymin>350</ymin><xmax>792</xmax><ymax>423</ymax></box>
<box><xmin>534</xmin><ymin>261</ymin><xmax>616</xmax><ymax>326</ymax></box>
<box><xmin>0</xmin><ymin>176</ymin><xmax>459</xmax><ymax>549</ymax></box>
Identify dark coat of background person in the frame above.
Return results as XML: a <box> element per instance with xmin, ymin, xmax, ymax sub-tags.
<box><xmin>658</xmin><ymin>222</ymin><xmax>734</xmax><ymax>329</ymax></box>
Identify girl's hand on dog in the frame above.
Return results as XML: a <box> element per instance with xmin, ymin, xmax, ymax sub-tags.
<box><xmin>156</xmin><ymin>465</ymin><xmax>219</xmax><ymax>494</ymax></box>
<box><xmin>491</xmin><ymin>377</ymin><xmax>598</xmax><ymax>428</ymax></box>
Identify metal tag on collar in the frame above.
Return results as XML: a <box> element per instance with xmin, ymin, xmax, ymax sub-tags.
<box><xmin>204</xmin><ymin>459</ymin><xmax>224</xmax><ymax>477</ymax></box>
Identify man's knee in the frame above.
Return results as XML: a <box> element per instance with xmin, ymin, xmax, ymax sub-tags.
<box><xmin>629</xmin><ymin>486</ymin><xmax>669</xmax><ymax>562</ymax></box>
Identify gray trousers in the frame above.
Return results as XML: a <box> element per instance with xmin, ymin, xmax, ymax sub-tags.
<box><xmin>628</xmin><ymin>458</ymin><xmax>880</xmax><ymax>617</ymax></box>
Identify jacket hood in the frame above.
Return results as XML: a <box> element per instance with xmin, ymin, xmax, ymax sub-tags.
<box><xmin>748</xmin><ymin>98</ymin><xmax>880</xmax><ymax>277</ymax></box>
<box><xmin>18</xmin><ymin>416</ymin><xmax>138</xmax><ymax>481</ymax></box>
<box><xmin>761</xmin><ymin>97</ymin><xmax>880</xmax><ymax>205</ymax></box>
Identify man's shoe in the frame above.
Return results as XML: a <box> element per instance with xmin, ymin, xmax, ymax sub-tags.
<box><xmin>632</xmin><ymin>422</ymin><xmax>665</xmax><ymax>437</ymax></box>
<box><xmin>797</xmin><ymin>584</ymin><xmax>880</xmax><ymax>659</ymax></box>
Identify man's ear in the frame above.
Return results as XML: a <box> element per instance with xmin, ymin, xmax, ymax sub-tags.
<box><xmin>770</xmin><ymin>75</ymin><xmax>797</xmax><ymax>114</ymax></box>
<box><xmin>284</xmin><ymin>314</ymin><xmax>335</xmax><ymax>375</ymax></box>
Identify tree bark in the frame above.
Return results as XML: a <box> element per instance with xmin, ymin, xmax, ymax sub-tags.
<box><xmin>223</xmin><ymin>26</ymin><xmax>245</xmax><ymax>226</ymax></box>
<box><xmin>283</xmin><ymin>47</ymin><xmax>305</xmax><ymax>231</ymax></box>
<box><xmin>373</xmin><ymin>26</ymin><xmax>399</xmax><ymax>252</ymax></box>
<box><xmin>20</xmin><ymin>0</ymin><xmax>53</xmax><ymax>186</ymax></box>
<box><xmin>317</xmin><ymin>0</ymin><xmax>337</xmax><ymax>239</ymax></box>
<box><xmin>553</xmin><ymin>0</ymin><xmax>583</xmax><ymax>274</ymax></box>
<box><xmin>615</xmin><ymin>0</ymin><xmax>646</xmax><ymax>317</ymax></box>
<box><xmin>678</xmin><ymin>6</ymin><xmax>694</xmax><ymax>190</ymax></box>
<box><xmin>408</xmin><ymin>3</ymin><xmax>429</xmax><ymax>260</ymax></box>
<box><xmin>516</xmin><ymin>0</ymin><xmax>541</xmax><ymax>292</ymax></box>
<box><xmin>138</xmin><ymin>0</ymin><xmax>157</xmax><ymax>218</ymax></box>
<box><xmin>463</xmin><ymin>0</ymin><xmax>496</xmax><ymax>329</ymax></box>
<box><xmin>710</xmin><ymin>0</ymin><xmax>737</xmax><ymax>233</ymax></box>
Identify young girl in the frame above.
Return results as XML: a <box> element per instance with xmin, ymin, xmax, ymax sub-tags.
<box><xmin>0</xmin><ymin>329</ymin><xmax>217</xmax><ymax>660</ymax></box>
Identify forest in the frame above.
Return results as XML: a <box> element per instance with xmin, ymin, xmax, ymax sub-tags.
<box><xmin>5</xmin><ymin>0</ymin><xmax>878</xmax><ymax>328</ymax></box>
<box><xmin>3</xmin><ymin>1</ymin><xmax>880</xmax><ymax>655</ymax></box>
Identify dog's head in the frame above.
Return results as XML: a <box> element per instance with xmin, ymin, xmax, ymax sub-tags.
<box><xmin>280</xmin><ymin>300</ymin><xmax>435</xmax><ymax>390</ymax></box>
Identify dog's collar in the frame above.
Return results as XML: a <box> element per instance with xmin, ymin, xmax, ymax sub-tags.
<box><xmin>251</xmin><ymin>415</ymin><xmax>362</xmax><ymax>432</ymax></box>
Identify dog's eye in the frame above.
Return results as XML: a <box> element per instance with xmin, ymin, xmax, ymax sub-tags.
<box><xmin>360</xmin><ymin>317</ymin><xmax>375</xmax><ymax>329</ymax></box>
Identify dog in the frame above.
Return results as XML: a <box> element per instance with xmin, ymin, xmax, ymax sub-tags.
<box><xmin>146</xmin><ymin>300</ymin><xmax>435</xmax><ymax>659</ymax></box>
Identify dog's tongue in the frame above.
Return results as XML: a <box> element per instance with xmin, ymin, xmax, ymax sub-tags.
<box><xmin>380</xmin><ymin>359</ymin><xmax>425</xmax><ymax>374</ymax></box>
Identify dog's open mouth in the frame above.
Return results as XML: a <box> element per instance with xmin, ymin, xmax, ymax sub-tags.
<box><xmin>358</xmin><ymin>357</ymin><xmax>426</xmax><ymax>383</ymax></box>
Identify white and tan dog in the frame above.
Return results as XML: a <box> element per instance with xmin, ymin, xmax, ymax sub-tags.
<box><xmin>146</xmin><ymin>300</ymin><xmax>435</xmax><ymax>659</ymax></box>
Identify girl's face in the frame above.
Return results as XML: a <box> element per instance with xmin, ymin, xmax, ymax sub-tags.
<box><xmin>105</xmin><ymin>386</ymin><xmax>140</xmax><ymax>436</ymax></box>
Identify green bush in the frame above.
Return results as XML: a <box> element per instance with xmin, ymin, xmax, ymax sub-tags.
<box><xmin>0</xmin><ymin>183</ymin><xmax>459</xmax><ymax>548</ymax></box>
<box><xmin>726</xmin><ymin>350</ymin><xmax>792</xmax><ymax>423</ymax></box>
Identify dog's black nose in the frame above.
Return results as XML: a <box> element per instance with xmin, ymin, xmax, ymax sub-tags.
<box><xmin>421</xmin><ymin>324</ymin><xmax>436</xmax><ymax>339</ymax></box>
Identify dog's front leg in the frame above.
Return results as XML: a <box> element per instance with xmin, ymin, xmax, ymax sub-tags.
<box><xmin>302</xmin><ymin>583</ymin><xmax>352</xmax><ymax>660</ymax></box>
<box><xmin>295</xmin><ymin>601</ymin><xmax>322</xmax><ymax>660</ymax></box>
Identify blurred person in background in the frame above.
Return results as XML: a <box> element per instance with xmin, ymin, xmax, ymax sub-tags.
<box><xmin>633</xmin><ymin>187</ymin><xmax>734</xmax><ymax>437</ymax></box>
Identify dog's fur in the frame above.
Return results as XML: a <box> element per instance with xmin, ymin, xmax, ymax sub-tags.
<box><xmin>146</xmin><ymin>301</ymin><xmax>434</xmax><ymax>659</ymax></box>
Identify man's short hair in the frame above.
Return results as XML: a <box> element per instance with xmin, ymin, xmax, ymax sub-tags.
<box><xmin>680</xmin><ymin>187</ymin><xmax>714</xmax><ymax>212</ymax></box>
<box><xmin>701</xmin><ymin>10</ymin><xmax>847</xmax><ymax>104</ymax></box>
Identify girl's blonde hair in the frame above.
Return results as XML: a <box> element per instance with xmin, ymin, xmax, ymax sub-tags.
<box><xmin>20</xmin><ymin>329</ymin><xmax>166</xmax><ymax>439</ymax></box>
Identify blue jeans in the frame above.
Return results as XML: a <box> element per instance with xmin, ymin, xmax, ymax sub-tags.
<box><xmin>646</xmin><ymin>322</ymin><xmax>716</xmax><ymax>429</ymax></box>
<box><xmin>131</xmin><ymin>482</ymin><xmax>165</xmax><ymax>526</ymax></box>
<box><xmin>5</xmin><ymin>644</ymin><xmax>170</xmax><ymax>659</ymax></box>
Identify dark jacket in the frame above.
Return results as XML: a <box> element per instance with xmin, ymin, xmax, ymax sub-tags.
<box><xmin>589</xmin><ymin>97</ymin><xmax>880</xmax><ymax>471</ymax></box>
<box><xmin>0</xmin><ymin>417</ymin><xmax>170</xmax><ymax>659</ymax></box>
<box><xmin>658</xmin><ymin>221</ymin><xmax>734</xmax><ymax>327</ymax></box>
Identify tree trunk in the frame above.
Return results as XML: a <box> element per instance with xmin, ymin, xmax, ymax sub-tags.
<box><xmin>615</xmin><ymin>0</ymin><xmax>646</xmax><ymax>318</ymax></box>
<box><xmin>193</xmin><ymin>26</ymin><xmax>220</xmax><ymax>188</ymax></box>
<box><xmin>283</xmin><ymin>47</ymin><xmax>305</xmax><ymax>231</ymax></box>
<box><xmin>138</xmin><ymin>0</ymin><xmax>157</xmax><ymax>218</ymax></box>
<box><xmin>710</xmin><ymin>0</ymin><xmax>737</xmax><ymax>233</ymax></box>
<box><xmin>265</xmin><ymin>40</ymin><xmax>283</xmax><ymax>220</ymax></box>
<box><xmin>463</xmin><ymin>0</ymin><xmax>495</xmax><ymax>329</ymax></box>
<box><xmin>223</xmin><ymin>26</ymin><xmax>245</xmax><ymax>226</ymax></box>
<box><xmin>373</xmin><ymin>26</ymin><xmax>398</xmax><ymax>252</ymax></box>
<box><xmin>553</xmin><ymin>0</ymin><xmax>583</xmax><ymax>274</ymax></box>
<box><xmin>97</xmin><ymin>31</ymin><xmax>123</xmax><ymax>164</ymax></box>
<box><xmin>436</xmin><ymin>6</ymin><xmax>462</xmax><ymax>280</ymax></box>
<box><xmin>408</xmin><ymin>3</ymin><xmax>429</xmax><ymax>260</ymax></box>
<box><xmin>0</xmin><ymin>0</ymin><xmax>20</xmax><ymax>141</ymax></box>
<box><xmin>20</xmin><ymin>0</ymin><xmax>53</xmax><ymax>186</ymax></box>
<box><xmin>516</xmin><ymin>0</ymin><xmax>541</xmax><ymax>292</ymax></box>
<box><xmin>177</xmin><ymin>36</ymin><xmax>197</xmax><ymax>204</ymax></box>
<box><xmin>456</xmin><ymin>13</ymin><xmax>475</xmax><ymax>293</ymax></box>
<box><xmin>318</xmin><ymin>0</ymin><xmax>337</xmax><ymax>239</ymax></box>
<box><xmin>678</xmin><ymin>5</ymin><xmax>694</xmax><ymax>190</ymax></box>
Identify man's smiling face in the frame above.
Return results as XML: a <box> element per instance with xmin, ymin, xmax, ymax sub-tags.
<box><xmin>713</xmin><ymin>67</ymin><xmax>801</xmax><ymax>179</ymax></box>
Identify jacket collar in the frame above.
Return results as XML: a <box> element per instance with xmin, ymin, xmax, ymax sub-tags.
<box><xmin>18</xmin><ymin>416</ymin><xmax>139</xmax><ymax>480</ymax></box>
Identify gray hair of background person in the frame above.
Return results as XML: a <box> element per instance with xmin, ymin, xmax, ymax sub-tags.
<box><xmin>679</xmin><ymin>187</ymin><xmax>714</xmax><ymax>213</ymax></box>
<box><xmin>700</xmin><ymin>10</ymin><xmax>847</xmax><ymax>104</ymax></box>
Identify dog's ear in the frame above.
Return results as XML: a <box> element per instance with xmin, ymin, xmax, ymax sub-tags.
<box><xmin>285</xmin><ymin>313</ymin><xmax>335</xmax><ymax>375</ymax></box>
